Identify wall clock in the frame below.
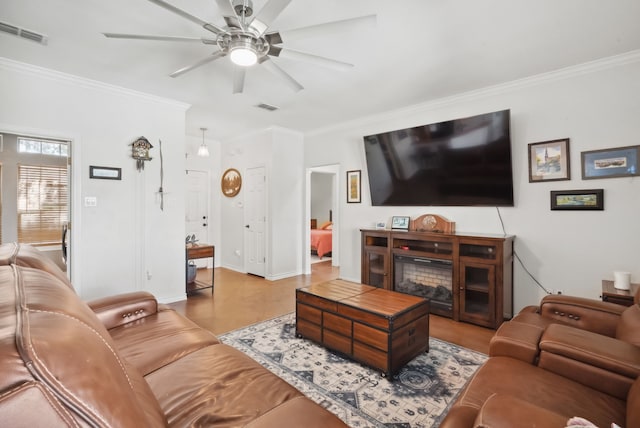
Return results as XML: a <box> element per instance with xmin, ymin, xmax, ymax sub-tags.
<box><xmin>221</xmin><ymin>168</ymin><xmax>242</xmax><ymax>197</ymax></box>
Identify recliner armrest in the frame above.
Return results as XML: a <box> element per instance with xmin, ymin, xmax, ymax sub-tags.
<box><xmin>538</xmin><ymin>295</ymin><xmax>626</xmax><ymax>337</ymax></box>
<box><xmin>474</xmin><ymin>394</ymin><xmax>569</xmax><ymax>428</ymax></box>
<box><xmin>87</xmin><ymin>291</ymin><xmax>158</xmax><ymax>330</ymax></box>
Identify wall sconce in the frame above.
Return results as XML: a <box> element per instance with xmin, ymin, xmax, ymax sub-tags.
<box><xmin>198</xmin><ymin>127</ymin><xmax>210</xmax><ymax>157</ymax></box>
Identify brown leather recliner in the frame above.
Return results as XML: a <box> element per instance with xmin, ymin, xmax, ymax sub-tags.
<box><xmin>441</xmin><ymin>290</ymin><xmax>640</xmax><ymax>427</ymax></box>
<box><xmin>0</xmin><ymin>243</ymin><xmax>348</xmax><ymax>427</ymax></box>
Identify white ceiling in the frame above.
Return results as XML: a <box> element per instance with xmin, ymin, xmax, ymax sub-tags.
<box><xmin>2</xmin><ymin>0</ymin><xmax>640</xmax><ymax>140</ymax></box>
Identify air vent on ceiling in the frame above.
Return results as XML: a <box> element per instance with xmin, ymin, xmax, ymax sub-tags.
<box><xmin>0</xmin><ymin>21</ymin><xmax>48</xmax><ymax>45</ymax></box>
<box><xmin>255</xmin><ymin>103</ymin><xmax>279</xmax><ymax>112</ymax></box>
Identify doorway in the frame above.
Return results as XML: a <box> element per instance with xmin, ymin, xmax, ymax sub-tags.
<box><xmin>305</xmin><ymin>164</ymin><xmax>339</xmax><ymax>275</ymax></box>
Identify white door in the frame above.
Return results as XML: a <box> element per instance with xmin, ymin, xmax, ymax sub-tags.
<box><xmin>244</xmin><ymin>166</ymin><xmax>266</xmax><ymax>277</ymax></box>
<box><xmin>185</xmin><ymin>170</ymin><xmax>209</xmax><ymax>266</ymax></box>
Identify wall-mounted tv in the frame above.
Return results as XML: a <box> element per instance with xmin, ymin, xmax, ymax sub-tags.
<box><xmin>363</xmin><ymin>109</ymin><xmax>513</xmax><ymax>207</ymax></box>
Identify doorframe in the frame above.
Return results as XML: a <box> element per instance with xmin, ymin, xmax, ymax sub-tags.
<box><xmin>0</xmin><ymin>122</ymin><xmax>80</xmax><ymax>291</ymax></box>
<box><xmin>305</xmin><ymin>164</ymin><xmax>340</xmax><ymax>275</ymax></box>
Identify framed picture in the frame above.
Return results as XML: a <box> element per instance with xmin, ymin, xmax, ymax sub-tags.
<box><xmin>89</xmin><ymin>166</ymin><xmax>121</xmax><ymax>180</ymax></box>
<box><xmin>346</xmin><ymin>170</ymin><xmax>361</xmax><ymax>203</ymax></box>
<box><xmin>528</xmin><ymin>138</ymin><xmax>570</xmax><ymax>182</ymax></box>
<box><xmin>375</xmin><ymin>221</ymin><xmax>386</xmax><ymax>230</ymax></box>
<box><xmin>221</xmin><ymin>168</ymin><xmax>242</xmax><ymax>197</ymax></box>
<box><xmin>391</xmin><ymin>216</ymin><xmax>410</xmax><ymax>230</ymax></box>
<box><xmin>550</xmin><ymin>189</ymin><xmax>604</xmax><ymax>211</ymax></box>
<box><xmin>581</xmin><ymin>145</ymin><xmax>640</xmax><ymax>179</ymax></box>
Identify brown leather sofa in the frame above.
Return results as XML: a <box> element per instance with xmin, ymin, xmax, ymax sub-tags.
<box><xmin>0</xmin><ymin>243</ymin><xmax>347</xmax><ymax>427</ymax></box>
<box><xmin>441</xmin><ymin>290</ymin><xmax>640</xmax><ymax>428</ymax></box>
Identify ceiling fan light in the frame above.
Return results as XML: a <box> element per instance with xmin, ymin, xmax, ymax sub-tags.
<box><xmin>230</xmin><ymin>47</ymin><xmax>258</xmax><ymax>66</ymax></box>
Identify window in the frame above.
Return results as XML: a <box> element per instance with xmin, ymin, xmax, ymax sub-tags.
<box><xmin>17</xmin><ymin>164</ymin><xmax>68</xmax><ymax>246</ymax></box>
<box><xmin>18</xmin><ymin>137</ymin><xmax>68</xmax><ymax>157</ymax></box>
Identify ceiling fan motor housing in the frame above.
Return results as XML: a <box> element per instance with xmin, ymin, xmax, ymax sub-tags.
<box><xmin>232</xmin><ymin>0</ymin><xmax>254</xmax><ymax>18</ymax></box>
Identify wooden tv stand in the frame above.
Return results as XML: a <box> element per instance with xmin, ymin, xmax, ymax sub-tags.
<box><xmin>361</xmin><ymin>229</ymin><xmax>514</xmax><ymax>329</ymax></box>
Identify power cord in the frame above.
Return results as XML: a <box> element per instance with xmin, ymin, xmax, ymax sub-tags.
<box><xmin>496</xmin><ymin>207</ymin><xmax>552</xmax><ymax>295</ymax></box>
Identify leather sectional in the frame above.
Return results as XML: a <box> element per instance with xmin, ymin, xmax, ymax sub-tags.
<box><xmin>0</xmin><ymin>243</ymin><xmax>347</xmax><ymax>427</ymax></box>
<box><xmin>441</xmin><ymin>290</ymin><xmax>640</xmax><ymax>427</ymax></box>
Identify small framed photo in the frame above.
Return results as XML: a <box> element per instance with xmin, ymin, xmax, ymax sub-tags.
<box><xmin>581</xmin><ymin>145</ymin><xmax>640</xmax><ymax>179</ymax></box>
<box><xmin>346</xmin><ymin>170</ymin><xmax>361</xmax><ymax>203</ymax></box>
<box><xmin>375</xmin><ymin>221</ymin><xmax>386</xmax><ymax>230</ymax></box>
<box><xmin>391</xmin><ymin>216</ymin><xmax>410</xmax><ymax>230</ymax></box>
<box><xmin>550</xmin><ymin>189</ymin><xmax>604</xmax><ymax>211</ymax></box>
<box><xmin>528</xmin><ymin>138</ymin><xmax>570</xmax><ymax>182</ymax></box>
<box><xmin>90</xmin><ymin>166</ymin><xmax>121</xmax><ymax>180</ymax></box>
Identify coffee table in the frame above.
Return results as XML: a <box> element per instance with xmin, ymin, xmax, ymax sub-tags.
<box><xmin>296</xmin><ymin>279</ymin><xmax>430</xmax><ymax>377</ymax></box>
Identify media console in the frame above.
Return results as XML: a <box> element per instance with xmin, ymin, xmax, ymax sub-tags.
<box><xmin>361</xmin><ymin>229</ymin><xmax>514</xmax><ymax>329</ymax></box>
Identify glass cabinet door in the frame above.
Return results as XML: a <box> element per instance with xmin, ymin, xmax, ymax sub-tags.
<box><xmin>459</xmin><ymin>262</ymin><xmax>495</xmax><ymax>327</ymax></box>
<box><xmin>364</xmin><ymin>251</ymin><xmax>388</xmax><ymax>288</ymax></box>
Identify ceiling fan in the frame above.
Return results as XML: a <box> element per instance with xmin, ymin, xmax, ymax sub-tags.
<box><xmin>104</xmin><ymin>0</ymin><xmax>375</xmax><ymax>93</ymax></box>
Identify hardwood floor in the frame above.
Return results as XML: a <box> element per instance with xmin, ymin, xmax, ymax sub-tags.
<box><xmin>169</xmin><ymin>261</ymin><xmax>495</xmax><ymax>354</ymax></box>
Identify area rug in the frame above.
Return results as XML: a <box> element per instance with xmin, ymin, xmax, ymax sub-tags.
<box><xmin>218</xmin><ymin>313</ymin><xmax>487</xmax><ymax>427</ymax></box>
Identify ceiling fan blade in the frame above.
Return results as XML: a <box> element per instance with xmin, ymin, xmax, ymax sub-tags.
<box><xmin>275</xmin><ymin>48</ymin><xmax>353</xmax><ymax>71</ymax></box>
<box><xmin>272</xmin><ymin>14</ymin><xmax>376</xmax><ymax>43</ymax></box>
<box><xmin>259</xmin><ymin>57</ymin><xmax>303</xmax><ymax>92</ymax></box>
<box><xmin>214</xmin><ymin>0</ymin><xmax>242</xmax><ymax>28</ymax></box>
<box><xmin>233</xmin><ymin>67</ymin><xmax>246</xmax><ymax>94</ymax></box>
<box><xmin>147</xmin><ymin>0</ymin><xmax>228</xmax><ymax>36</ymax></box>
<box><xmin>249</xmin><ymin>0</ymin><xmax>292</xmax><ymax>37</ymax></box>
<box><xmin>103</xmin><ymin>33</ymin><xmax>217</xmax><ymax>44</ymax></box>
<box><xmin>169</xmin><ymin>51</ymin><xmax>226</xmax><ymax>78</ymax></box>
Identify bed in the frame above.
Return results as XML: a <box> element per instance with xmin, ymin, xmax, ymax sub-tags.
<box><xmin>310</xmin><ymin>222</ymin><xmax>332</xmax><ymax>259</ymax></box>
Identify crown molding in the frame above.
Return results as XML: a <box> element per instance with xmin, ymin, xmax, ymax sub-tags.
<box><xmin>307</xmin><ymin>49</ymin><xmax>640</xmax><ymax>137</ymax></box>
<box><xmin>0</xmin><ymin>57</ymin><xmax>191</xmax><ymax>111</ymax></box>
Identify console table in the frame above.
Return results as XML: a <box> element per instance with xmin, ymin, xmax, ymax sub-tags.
<box><xmin>186</xmin><ymin>244</ymin><xmax>214</xmax><ymax>295</ymax></box>
<box><xmin>361</xmin><ymin>229</ymin><xmax>514</xmax><ymax>329</ymax></box>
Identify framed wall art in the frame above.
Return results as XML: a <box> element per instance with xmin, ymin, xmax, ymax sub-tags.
<box><xmin>581</xmin><ymin>145</ymin><xmax>640</xmax><ymax>179</ymax></box>
<box><xmin>221</xmin><ymin>168</ymin><xmax>242</xmax><ymax>197</ymax></box>
<box><xmin>528</xmin><ymin>138</ymin><xmax>570</xmax><ymax>182</ymax></box>
<box><xmin>89</xmin><ymin>166</ymin><xmax>121</xmax><ymax>180</ymax></box>
<box><xmin>346</xmin><ymin>170</ymin><xmax>361</xmax><ymax>203</ymax></box>
<box><xmin>550</xmin><ymin>189</ymin><xmax>604</xmax><ymax>211</ymax></box>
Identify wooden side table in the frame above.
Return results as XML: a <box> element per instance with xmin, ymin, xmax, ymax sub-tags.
<box><xmin>601</xmin><ymin>280</ymin><xmax>638</xmax><ymax>306</ymax></box>
<box><xmin>186</xmin><ymin>244</ymin><xmax>214</xmax><ymax>295</ymax></box>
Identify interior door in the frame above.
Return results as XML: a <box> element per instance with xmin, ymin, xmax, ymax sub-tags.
<box><xmin>244</xmin><ymin>166</ymin><xmax>266</xmax><ymax>277</ymax></box>
<box><xmin>185</xmin><ymin>170</ymin><xmax>209</xmax><ymax>267</ymax></box>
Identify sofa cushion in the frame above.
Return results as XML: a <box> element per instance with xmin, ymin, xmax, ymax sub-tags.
<box><xmin>9</xmin><ymin>265</ymin><xmax>167</xmax><ymax>427</ymax></box>
<box><xmin>108</xmin><ymin>306</ymin><xmax>220</xmax><ymax>375</ymax></box>
<box><xmin>145</xmin><ymin>343</ymin><xmax>309</xmax><ymax>427</ymax></box>
<box><xmin>452</xmin><ymin>357</ymin><xmax>626</xmax><ymax>428</ymax></box>
<box><xmin>0</xmin><ymin>242</ymin><xmax>72</xmax><ymax>288</ymax></box>
<box><xmin>474</xmin><ymin>394</ymin><xmax>568</xmax><ymax>428</ymax></box>
<box><xmin>616</xmin><ymin>304</ymin><xmax>640</xmax><ymax>346</ymax></box>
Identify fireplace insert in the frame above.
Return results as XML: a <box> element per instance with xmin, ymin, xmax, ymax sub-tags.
<box><xmin>394</xmin><ymin>255</ymin><xmax>453</xmax><ymax>317</ymax></box>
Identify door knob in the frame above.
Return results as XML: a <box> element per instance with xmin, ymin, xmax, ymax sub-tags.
<box><xmin>245</xmin><ymin>225</ymin><xmax>250</xmax><ymax>228</ymax></box>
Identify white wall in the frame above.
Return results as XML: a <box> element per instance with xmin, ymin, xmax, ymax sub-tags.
<box><xmin>311</xmin><ymin>173</ymin><xmax>333</xmax><ymax>224</ymax></box>
<box><xmin>221</xmin><ymin>127</ymin><xmax>304</xmax><ymax>279</ymax></box>
<box><xmin>304</xmin><ymin>53</ymin><xmax>640</xmax><ymax>313</ymax></box>
<box><xmin>0</xmin><ymin>59</ymin><xmax>189</xmax><ymax>302</ymax></box>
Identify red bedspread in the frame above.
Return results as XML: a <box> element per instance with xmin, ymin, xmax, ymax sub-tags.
<box><xmin>310</xmin><ymin>229</ymin><xmax>332</xmax><ymax>259</ymax></box>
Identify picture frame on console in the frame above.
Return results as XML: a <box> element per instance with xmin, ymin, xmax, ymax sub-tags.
<box><xmin>391</xmin><ymin>216</ymin><xmax>410</xmax><ymax>230</ymax></box>
<box><xmin>550</xmin><ymin>189</ymin><xmax>604</xmax><ymax>211</ymax></box>
<box><xmin>581</xmin><ymin>145</ymin><xmax>640</xmax><ymax>179</ymax></box>
<box><xmin>528</xmin><ymin>138</ymin><xmax>571</xmax><ymax>182</ymax></box>
<box><xmin>346</xmin><ymin>170</ymin><xmax>361</xmax><ymax>203</ymax></box>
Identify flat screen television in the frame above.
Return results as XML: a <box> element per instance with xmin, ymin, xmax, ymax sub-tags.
<box><xmin>363</xmin><ymin>109</ymin><xmax>513</xmax><ymax>206</ymax></box>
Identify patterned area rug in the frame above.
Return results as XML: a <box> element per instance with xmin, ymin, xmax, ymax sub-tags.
<box><xmin>219</xmin><ymin>313</ymin><xmax>487</xmax><ymax>427</ymax></box>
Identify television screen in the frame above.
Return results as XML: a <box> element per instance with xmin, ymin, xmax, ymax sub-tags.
<box><xmin>363</xmin><ymin>109</ymin><xmax>513</xmax><ymax>206</ymax></box>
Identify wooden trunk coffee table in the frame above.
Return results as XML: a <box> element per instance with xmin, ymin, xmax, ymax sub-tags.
<box><xmin>296</xmin><ymin>279</ymin><xmax>430</xmax><ymax>377</ymax></box>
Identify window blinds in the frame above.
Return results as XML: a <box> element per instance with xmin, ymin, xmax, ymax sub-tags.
<box><xmin>17</xmin><ymin>164</ymin><xmax>68</xmax><ymax>245</ymax></box>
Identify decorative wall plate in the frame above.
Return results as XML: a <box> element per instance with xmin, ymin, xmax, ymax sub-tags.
<box><xmin>221</xmin><ymin>168</ymin><xmax>242</xmax><ymax>197</ymax></box>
